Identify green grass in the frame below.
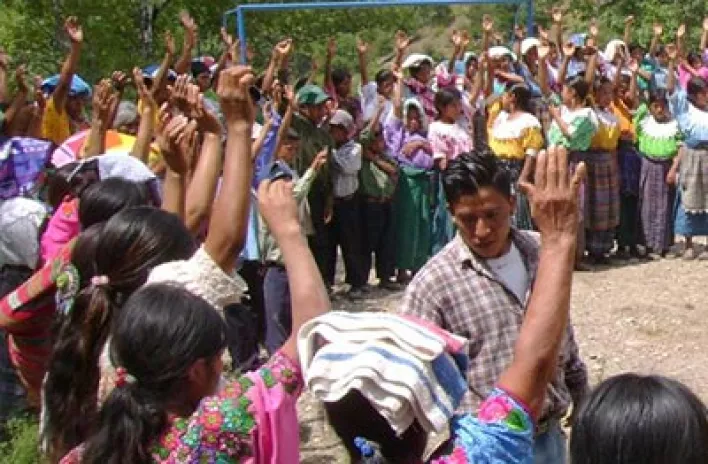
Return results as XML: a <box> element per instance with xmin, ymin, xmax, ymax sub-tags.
<box><xmin>0</xmin><ymin>416</ymin><xmax>43</xmax><ymax>464</ymax></box>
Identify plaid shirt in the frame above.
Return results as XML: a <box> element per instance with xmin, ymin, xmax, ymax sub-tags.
<box><xmin>399</xmin><ymin>230</ymin><xmax>588</xmax><ymax>422</ymax></box>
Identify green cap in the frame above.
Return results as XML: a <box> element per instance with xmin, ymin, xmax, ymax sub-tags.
<box><xmin>297</xmin><ymin>84</ymin><xmax>330</xmax><ymax>106</ymax></box>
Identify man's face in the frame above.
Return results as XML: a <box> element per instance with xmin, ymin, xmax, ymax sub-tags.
<box><xmin>279</xmin><ymin>138</ymin><xmax>300</xmax><ymax>163</ymax></box>
<box><xmin>450</xmin><ymin>187</ymin><xmax>514</xmax><ymax>259</ymax></box>
<box><xmin>303</xmin><ymin>102</ymin><xmax>327</xmax><ymax>124</ymax></box>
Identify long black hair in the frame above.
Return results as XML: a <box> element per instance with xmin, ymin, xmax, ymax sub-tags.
<box><xmin>78</xmin><ymin>178</ymin><xmax>149</xmax><ymax>229</ymax></box>
<box><xmin>506</xmin><ymin>83</ymin><xmax>534</xmax><ymax>114</ymax></box>
<box><xmin>570</xmin><ymin>373</ymin><xmax>708</xmax><ymax>464</ymax></box>
<box><xmin>43</xmin><ymin>207</ymin><xmax>195</xmax><ymax>461</ymax></box>
<box><xmin>81</xmin><ymin>284</ymin><xmax>226</xmax><ymax>464</ymax></box>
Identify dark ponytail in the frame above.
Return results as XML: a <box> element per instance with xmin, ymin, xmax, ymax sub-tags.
<box><xmin>507</xmin><ymin>83</ymin><xmax>534</xmax><ymax>114</ymax></box>
<box><xmin>43</xmin><ymin>207</ymin><xmax>195</xmax><ymax>461</ymax></box>
<box><xmin>81</xmin><ymin>284</ymin><xmax>227</xmax><ymax>464</ymax></box>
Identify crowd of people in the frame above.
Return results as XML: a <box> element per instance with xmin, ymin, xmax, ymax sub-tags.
<box><xmin>0</xmin><ymin>7</ymin><xmax>707</xmax><ymax>464</ymax></box>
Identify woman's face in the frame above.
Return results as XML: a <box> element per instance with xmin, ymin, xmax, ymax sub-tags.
<box><xmin>562</xmin><ymin>85</ymin><xmax>576</xmax><ymax>106</ymax></box>
<box><xmin>650</xmin><ymin>100</ymin><xmax>669</xmax><ymax>122</ymax></box>
<box><xmin>413</xmin><ymin>63</ymin><xmax>432</xmax><ymax>85</ymax></box>
<box><xmin>501</xmin><ymin>91</ymin><xmax>515</xmax><ymax>112</ymax></box>
<box><xmin>440</xmin><ymin>99</ymin><xmax>462</xmax><ymax>122</ymax></box>
<box><xmin>595</xmin><ymin>82</ymin><xmax>614</xmax><ymax>108</ymax></box>
<box><xmin>335</xmin><ymin>76</ymin><xmax>352</xmax><ymax>98</ymax></box>
<box><xmin>406</xmin><ymin>106</ymin><xmax>422</xmax><ymax>133</ymax></box>
<box><xmin>378</xmin><ymin>77</ymin><xmax>395</xmax><ymax>98</ymax></box>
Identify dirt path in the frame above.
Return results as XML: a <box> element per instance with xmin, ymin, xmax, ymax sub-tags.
<box><xmin>298</xmin><ymin>258</ymin><xmax>708</xmax><ymax>461</ymax></box>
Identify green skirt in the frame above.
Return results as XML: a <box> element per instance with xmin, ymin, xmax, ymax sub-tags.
<box><xmin>394</xmin><ymin>166</ymin><xmax>433</xmax><ymax>270</ymax></box>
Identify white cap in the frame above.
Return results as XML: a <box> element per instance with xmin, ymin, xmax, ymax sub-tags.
<box><xmin>402</xmin><ymin>53</ymin><xmax>434</xmax><ymax>69</ymax></box>
<box><xmin>329</xmin><ymin>110</ymin><xmax>354</xmax><ymax>131</ymax></box>
<box><xmin>488</xmin><ymin>46</ymin><xmax>517</xmax><ymax>61</ymax></box>
<box><xmin>521</xmin><ymin>38</ymin><xmax>541</xmax><ymax>56</ymax></box>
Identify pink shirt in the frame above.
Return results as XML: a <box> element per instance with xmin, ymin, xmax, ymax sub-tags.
<box><xmin>40</xmin><ymin>198</ymin><xmax>80</xmax><ymax>264</ymax></box>
<box><xmin>428</xmin><ymin>120</ymin><xmax>473</xmax><ymax>161</ymax></box>
<box><xmin>678</xmin><ymin>63</ymin><xmax>708</xmax><ymax>89</ymax></box>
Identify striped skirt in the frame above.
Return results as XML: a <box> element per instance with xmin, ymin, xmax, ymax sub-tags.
<box><xmin>678</xmin><ymin>146</ymin><xmax>708</xmax><ymax>213</ymax></box>
<box><xmin>497</xmin><ymin>159</ymin><xmax>533</xmax><ymax>231</ymax></box>
<box><xmin>639</xmin><ymin>156</ymin><xmax>675</xmax><ymax>251</ymax></box>
<box><xmin>570</xmin><ymin>150</ymin><xmax>620</xmax><ymax>232</ymax></box>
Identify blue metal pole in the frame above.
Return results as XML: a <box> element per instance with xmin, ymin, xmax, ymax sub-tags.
<box><xmin>237</xmin><ymin>7</ymin><xmax>247</xmax><ymax>64</ymax></box>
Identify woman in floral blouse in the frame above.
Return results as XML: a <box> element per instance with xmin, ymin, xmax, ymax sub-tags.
<box><xmin>60</xmin><ymin>178</ymin><xmax>331</xmax><ymax>463</ymax></box>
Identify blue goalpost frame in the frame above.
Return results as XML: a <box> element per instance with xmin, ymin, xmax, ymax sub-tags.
<box><xmin>223</xmin><ymin>0</ymin><xmax>535</xmax><ymax>64</ymax></box>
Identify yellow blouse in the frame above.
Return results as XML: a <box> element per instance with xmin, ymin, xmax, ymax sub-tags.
<box><xmin>41</xmin><ymin>98</ymin><xmax>72</xmax><ymax>146</ymax></box>
<box><xmin>590</xmin><ymin>108</ymin><xmax>621</xmax><ymax>151</ymax></box>
<box><xmin>487</xmin><ymin>102</ymin><xmax>544</xmax><ymax>160</ymax></box>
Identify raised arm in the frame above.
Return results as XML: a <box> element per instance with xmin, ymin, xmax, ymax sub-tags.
<box><xmin>557</xmin><ymin>42</ymin><xmax>574</xmax><ymax>88</ymax></box>
<box><xmin>585</xmin><ymin>45</ymin><xmax>599</xmax><ymax>86</ymax></box>
<box><xmin>481</xmin><ymin>15</ymin><xmax>494</xmax><ymax>53</ymax></box>
<box><xmin>394</xmin><ymin>31</ymin><xmax>411</xmax><ymax>70</ymax></box>
<box><xmin>257</xmin><ymin>179</ymin><xmax>330</xmax><ymax>362</ymax></box>
<box><xmin>3</xmin><ymin>66</ymin><xmax>29</xmax><ymax>132</ymax></box>
<box><xmin>538</xmin><ymin>46</ymin><xmax>551</xmax><ymax>96</ymax></box>
<box><xmin>27</xmin><ymin>76</ymin><xmax>46</xmax><ymax>138</ymax></box>
<box><xmin>666</xmin><ymin>44</ymin><xmax>678</xmax><ymax>94</ymax></box>
<box><xmin>203</xmin><ymin>66</ymin><xmax>255</xmax><ymax>273</ymax></box>
<box><xmin>649</xmin><ymin>23</ymin><xmax>663</xmax><ymax>58</ymax></box>
<box><xmin>130</xmin><ymin>68</ymin><xmax>157</xmax><ymax>163</ymax></box>
<box><xmin>251</xmin><ymin>102</ymin><xmax>273</xmax><ymax>161</ymax></box>
<box><xmin>324</xmin><ymin>37</ymin><xmax>336</xmax><ymax>91</ymax></box>
<box><xmin>52</xmin><ymin>17</ymin><xmax>84</xmax><ymax>112</ymax></box>
<box><xmin>264</xmin><ymin>39</ymin><xmax>293</xmax><ymax>96</ymax></box>
<box><xmin>391</xmin><ymin>65</ymin><xmax>404</xmax><ymax>119</ymax></box>
<box><xmin>500</xmin><ymin>147</ymin><xmax>585</xmax><ymax>419</ymax></box>
<box><xmin>625</xmin><ymin>60</ymin><xmax>640</xmax><ymax>109</ymax></box>
<box><xmin>273</xmin><ymin>86</ymin><xmax>297</xmax><ymax>157</ymax></box>
<box><xmin>81</xmin><ymin>80</ymin><xmax>116</xmax><ymax>159</ymax></box>
<box><xmin>174</xmin><ymin>11</ymin><xmax>196</xmax><ymax>75</ymax></box>
<box><xmin>468</xmin><ymin>53</ymin><xmax>485</xmax><ymax>103</ymax></box>
<box><xmin>185</xmin><ymin>84</ymin><xmax>224</xmax><ymax>234</ymax></box>
<box><xmin>212</xmin><ymin>28</ymin><xmax>237</xmax><ymax>91</ymax></box>
<box><xmin>448</xmin><ymin>30</ymin><xmax>466</xmax><ymax>75</ymax></box>
<box><xmin>107</xmin><ymin>71</ymin><xmax>128</xmax><ymax>129</ymax></box>
<box><xmin>356</xmin><ymin>38</ymin><xmax>370</xmax><ymax>85</ymax></box>
<box><xmin>701</xmin><ymin>18</ymin><xmax>708</xmax><ymax>52</ymax></box>
<box><xmin>156</xmin><ymin>109</ymin><xmax>197</xmax><ymax>220</ymax></box>
<box><xmin>551</xmin><ymin>8</ymin><xmax>564</xmax><ymax>52</ymax></box>
<box><xmin>0</xmin><ymin>48</ymin><xmax>8</xmax><ymax>106</ymax></box>
<box><xmin>151</xmin><ymin>32</ymin><xmax>176</xmax><ymax>106</ymax></box>
<box><xmin>676</xmin><ymin>24</ymin><xmax>686</xmax><ymax>59</ymax></box>
<box><xmin>623</xmin><ymin>16</ymin><xmax>635</xmax><ymax>48</ymax></box>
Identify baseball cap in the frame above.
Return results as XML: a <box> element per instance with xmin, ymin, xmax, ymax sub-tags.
<box><xmin>521</xmin><ymin>38</ymin><xmax>541</xmax><ymax>56</ymax></box>
<box><xmin>297</xmin><ymin>84</ymin><xmax>331</xmax><ymax>106</ymax></box>
<box><xmin>329</xmin><ymin>110</ymin><xmax>354</xmax><ymax>131</ymax></box>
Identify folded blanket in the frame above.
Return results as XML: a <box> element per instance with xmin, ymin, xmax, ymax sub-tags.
<box><xmin>298</xmin><ymin>311</ymin><xmax>469</xmax><ymax>434</ymax></box>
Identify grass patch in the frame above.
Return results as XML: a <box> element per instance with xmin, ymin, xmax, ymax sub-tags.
<box><xmin>0</xmin><ymin>415</ymin><xmax>43</xmax><ymax>464</ymax></box>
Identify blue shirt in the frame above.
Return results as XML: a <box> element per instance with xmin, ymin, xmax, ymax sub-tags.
<box><xmin>669</xmin><ymin>89</ymin><xmax>708</xmax><ymax>147</ymax></box>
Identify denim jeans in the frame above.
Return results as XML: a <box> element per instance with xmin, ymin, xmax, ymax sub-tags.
<box><xmin>534</xmin><ymin>420</ymin><xmax>567</xmax><ymax>464</ymax></box>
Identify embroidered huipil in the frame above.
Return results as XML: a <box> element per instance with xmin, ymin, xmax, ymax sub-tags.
<box><xmin>486</xmin><ymin>102</ymin><xmax>544</xmax><ymax>160</ymax></box>
<box><xmin>634</xmin><ymin>104</ymin><xmax>682</xmax><ymax>160</ymax></box>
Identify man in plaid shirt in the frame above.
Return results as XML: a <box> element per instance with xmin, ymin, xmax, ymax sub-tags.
<box><xmin>399</xmin><ymin>151</ymin><xmax>589</xmax><ymax>464</ymax></box>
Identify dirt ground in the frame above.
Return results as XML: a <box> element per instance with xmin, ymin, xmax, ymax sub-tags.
<box><xmin>297</xmin><ymin>255</ymin><xmax>708</xmax><ymax>462</ymax></box>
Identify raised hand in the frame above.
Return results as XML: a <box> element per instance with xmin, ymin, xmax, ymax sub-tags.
<box><xmin>164</xmin><ymin>30</ymin><xmax>176</xmax><ymax>56</ymax></box>
<box><xmin>514</xmin><ymin>23</ymin><xmax>526</xmax><ymax>40</ymax></box>
<box><xmin>258</xmin><ymin>178</ymin><xmax>300</xmax><ymax>239</ymax></box>
<box><xmin>482</xmin><ymin>14</ymin><xmax>494</xmax><ymax>33</ymax></box>
<box><xmin>310</xmin><ymin>148</ymin><xmax>329</xmax><ymax>170</ymax></box>
<box><xmin>391</xmin><ymin>63</ymin><xmax>403</xmax><ymax>81</ymax></box>
<box><xmin>552</xmin><ymin>7</ymin><xmax>563</xmax><ymax>24</ymax></box>
<box><xmin>704</xmin><ymin>17</ymin><xmax>708</xmax><ymax>32</ymax></box>
<box><xmin>33</xmin><ymin>75</ymin><xmax>46</xmax><ymax>110</ymax></box>
<box><xmin>538</xmin><ymin>25</ymin><xmax>550</xmax><ymax>42</ymax></box>
<box><xmin>452</xmin><ymin>30</ymin><xmax>470</xmax><ymax>49</ymax></box>
<box><xmin>168</xmin><ymin>74</ymin><xmax>191</xmax><ymax>114</ymax></box>
<box><xmin>111</xmin><ymin>71</ymin><xmax>129</xmax><ymax>93</ymax></box>
<box><xmin>589</xmin><ymin>19</ymin><xmax>599</xmax><ymax>38</ymax></box>
<box><xmin>627</xmin><ymin>59</ymin><xmax>639</xmax><ymax>74</ymax></box>
<box><xmin>64</xmin><ymin>16</ymin><xmax>83</xmax><ymax>44</ymax></box>
<box><xmin>15</xmin><ymin>65</ymin><xmax>28</xmax><ymax>94</ymax></box>
<box><xmin>187</xmin><ymin>83</ymin><xmax>221</xmax><ymax>134</ymax></box>
<box><xmin>356</xmin><ymin>37</ymin><xmax>369</xmax><ymax>55</ymax></box>
<box><xmin>0</xmin><ymin>47</ymin><xmax>8</xmax><ymax>70</ymax></box>
<box><xmin>395</xmin><ymin>30</ymin><xmax>411</xmax><ymax>52</ymax></box>
<box><xmin>538</xmin><ymin>45</ymin><xmax>551</xmax><ymax>60</ymax></box>
<box><xmin>217</xmin><ymin>65</ymin><xmax>256</xmax><ymax>126</ymax></box>
<box><xmin>179</xmin><ymin>10</ymin><xmax>196</xmax><ymax>32</ymax></box>
<box><xmin>666</xmin><ymin>43</ymin><xmax>678</xmax><ymax>61</ymax></box>
<box><xmin>519</xmin><ymin>146</ymin><xmax>586</xmax><ymax>243</ymax></box>
<box><xmin>133</xmin><ymin>67</ymin><xmax>155</xmax><ymax>109</ymax></box>
<box><xmin>624</xmin><ymin>15</ymin><xmax>635</xmax><ymax>25</ymax></box>
<box><xmin>93</xmin><ymin>79</ymin><xmax>117</xmax><ymax>124</ymax></box>
<box><xmin>677</xmin><ymin>24</ymin><xmax>686</xmax><ymax>39</ymax></box>
<box><xmin>274</xmin><ymin>38</ymin><xmax>293</xmax><ymax>59</ymax></box>
<box><xmin>653</xmin><ymin>23</ymin><xmax>664</xmax><ymax>37</ymax></box>
<box><xmin>326</xmin><ymin>37</ymin><xmax>337</xmax><ymax>57</ymax></box>
<box><xmin>156</xmin><ymin>108</ymin><xmax>191</xmax><ymax>175</ymax></box>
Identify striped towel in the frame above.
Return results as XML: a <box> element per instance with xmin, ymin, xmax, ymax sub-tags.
<box><xmin>298</xmin><ymin>311</ymin><xmax>469</xmax><ymax>434</ymax></box>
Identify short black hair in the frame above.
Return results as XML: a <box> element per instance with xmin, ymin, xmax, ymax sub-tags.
<box><xmin>570</xmin><ymin>373</ymin><xmax>708</xmax><ymax>464</ymax></box>
<box><xmin>654</xmin><ymin>45</ymin><xmax>667</xmax><ymax>57</ymax></box>
<box><xmin>331</xmin><ymin>68</ymin><xmax>352</xmax><ymax>86</ymax></box>
<box><xmin>687</xmin><ymin>76</ymin><xmax>708</xmax><ymax>104</ymax></box>
<box><xmin>375</xmin><ymin>69</ymin><xmax>394</xmax><ymax>86</ymax></box>
<box><xmin>628</xmin><ymin>42</ymin><xmax>644</xmax><ymax>55</ymax></box>
<box><xmin>565</xmin><ymin>75</ymin><xmax>590</xmax><ymax>103</ymax></box>
<box><xmin>434</xmin><ymin>87</ymin><xmax>461</xmax><ymax>114</ymax></box>
<box><xmin>649</xmin><ymin>89</ymin><xmax>668</xmax><ymax>106</ymax></box>
<box><xmin>442</xmin><ymin>151</ymin><xmax>512</xmax><ymax>206</ymax></box>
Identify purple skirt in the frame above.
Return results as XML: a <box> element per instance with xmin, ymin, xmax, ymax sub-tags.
<box><xmin>639</xmin><ymin>156</ymin><xmax>675</xmax><ymax>251</ymax></box>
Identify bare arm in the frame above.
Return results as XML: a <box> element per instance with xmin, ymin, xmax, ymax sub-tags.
<box><xmin>551</xmin><ymin>8</ymin><xmax>563</xmax><ymax>51</ymax></box>
<box><xmin>157</xmin><ymin>113</ymin><xmax>196</xmax><ymax>220</ymax></box>
<box><xmin>393</xmin><ymin>31</ymin><xmax>410</xmax><ymax>70</ymax></box>
<box><xmin>130</xmin><ymin>68</ymin><xmax>157</xmax><ymax>163</ymax></box>
<box><xmin>251</xmin><ymin>106</ymin><xmax>273</xmax><ymax>161</ymax></box>
<box><xmin>151</xmin><ymin>32</ymin><xmax>176</xmax><ymax>105</ymax></box>
<box><xmin>53</xmin><ymin>17</ymin><xmax>83</xmax><ymax>113</ymax></box>
<box><xmin>3</xmin><ymin>66</ymin><xmax>28</xmax><ymax>132</ymax></box>
<box><xmin>273</xmin><ymin>87</ymin><xmax>297</xmax><ymax>158</ymax></box>
<box><xmin>203</xmin><ymin>66</ymin><xmax>255</xmax><ymax>274</ymax></box>
<box><xmin>701</xmin><ymin>18</ymin><xmax>708</xmax><ymax>52</ymax></box>
<box><xmin>357</xmin><ymin>38</ymin><xmax>369</xmax><ymax>85</ymax></box>
<box><xmin>185</xmin><ymin>132</ymin><xmax>222</xmax><ymax>234</ymax></box>
<box><xmin>500</xmin><ymin>147</ymin><xmax>585</xmax><ymax>419</ymax></box>
<box><xmin>258</xmin><ymin>179</ymin><xmax>331</xmax><ymax>362</ymax></box>
<box><xmin>585</xmin><ymin>48</ymin><xmax>598</xmax><ymax>86</ymax></box>
<box><xmin>174</xmin><ymin>12</ymin><xmax>196</xmax><ymax>75</ymax></box>
<box><xmin>0</xmin><ymin>49</ymin><xmax>8</xmax><ymax>106</ymax></box>
<box><xmin>666</xmin><ymin>47</ymin><xmax>678</xmax><ymax>94</ymax></box>
<box><xmin>81</xmin><ymin>80</ymin><xmax>116</xmax><ymax>159</ymax></box>
<box><xmin>623</xmin><ymin>16</ymin><xmax>634</xmax><ymax>48</ymax></box>
<box><xmin>481</xmin><ymin>15</ymin><xmax>493</xmax><ymax>52</ymax></box>
<box><xmin>392</xmin><ymin>65</ymin><xmax>404</xmax><ymax>119</ymax></box>
<box><xmin>323</xmin><ymin>37</ymin><xmax>336</xmax><ymax>91</ymax></box>
<box><xmin>649</xmin><ymin>23</ymin><xmax>663</xmax><ymax>58</ymax></box>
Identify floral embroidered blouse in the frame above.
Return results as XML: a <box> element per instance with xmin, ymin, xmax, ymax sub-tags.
<box><xmin>487</xmin><ymin>102</ymin><xmax>544</xmax><ymax>160</ymax></box>
<box><xmin>60</xmin><ymin>351</ymin><xmax>303</xmax><ymax>464</ymax></box>
<box><xmin>432</xmin><ymin>388</ymin><xmax>535</xmax><ymax>464</ymax></box>
<box><xmin>634</xmin><ymin>104</ymin><xmax>682</xmax><ymax>160</ymax></box>
<box><xmin>428</xmin><ymin>121</ymin><xmax>474</xmax><ymax>162</ymax></box>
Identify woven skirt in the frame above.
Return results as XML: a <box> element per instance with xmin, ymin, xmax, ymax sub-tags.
<box><xmin>639</xmin><ymin>156</ymin><xmax>675</xmax><ymax>251</ymax></box>
<box><xmin>497</xmin><ymin>158</ymin><xmax>534</xmax><ymax>231</ymax></box>
<box><xmin>570</xmin><ymin>150</ymin><xmax>620</xmax><ymax>232</ymax></box>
